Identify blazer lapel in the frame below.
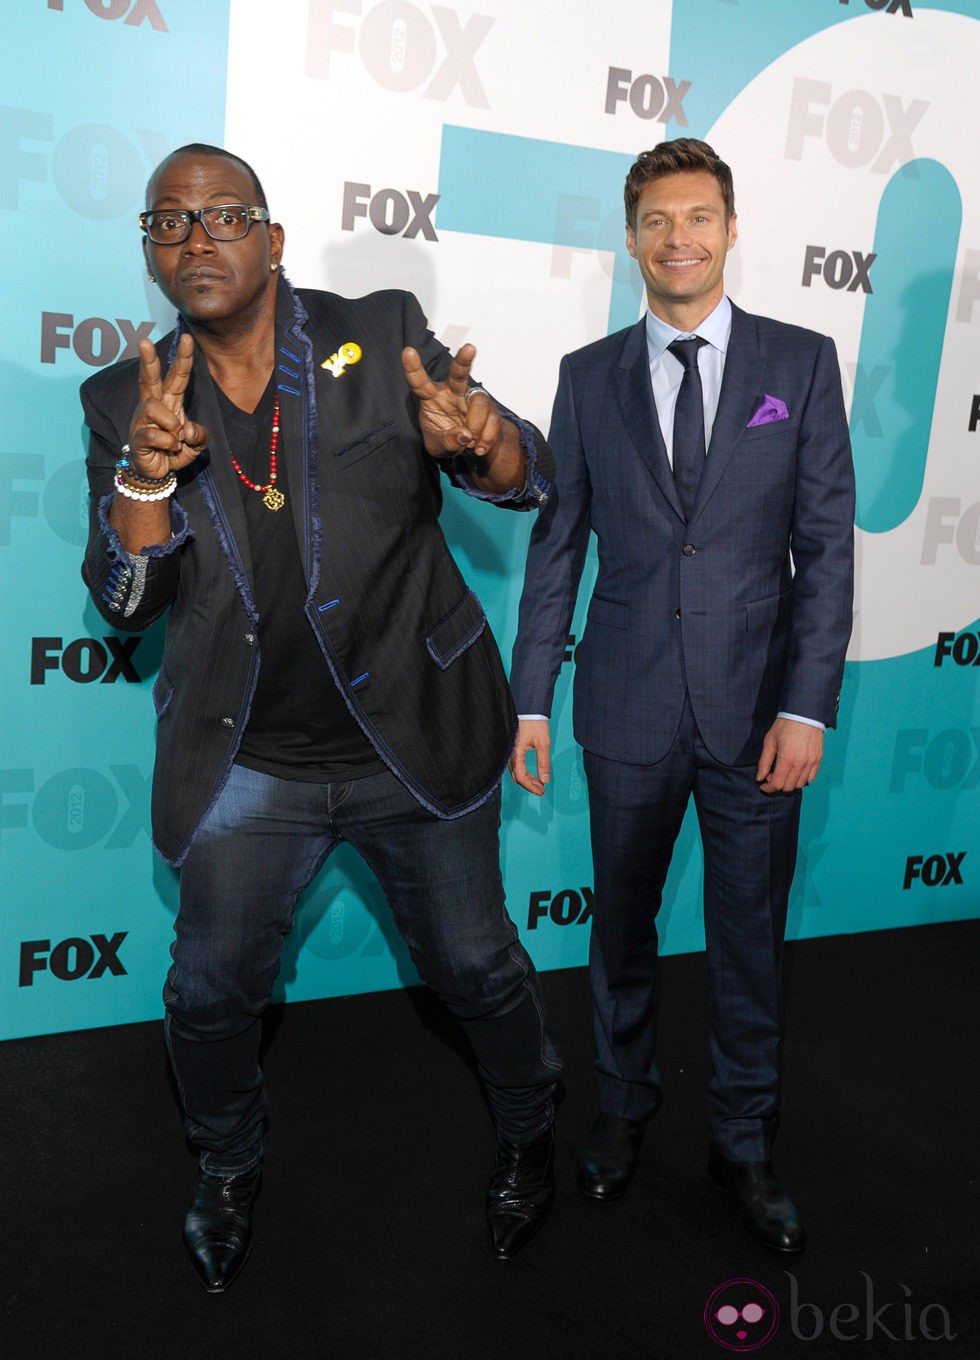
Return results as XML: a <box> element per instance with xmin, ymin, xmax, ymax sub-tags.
<box><xmin>273</xmin><ymin>284</ymin><xmax>363</xmax><ymax>599</ymax></box>
<box><xmin>273</xmin><ymin>289</ymin><xmax>315</xmax><ymax>582</ymax></box>
<box><xmin>616</xmin><ymin>320</ymin><xmax>686</xmax><ymax>521</ymax></box>
<box><xmin>691</xmin><ymin>304</ymin><xmax>766</xmax><ymax>521</ymax></box>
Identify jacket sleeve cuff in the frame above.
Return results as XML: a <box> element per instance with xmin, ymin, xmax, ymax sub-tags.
<box><xmin>86</xmin><ymin>494</ymin><xmax>191</xmax><ymax>621</ymax></box>
<box><xmin>96</xmin><ymin>492</ymin><xmax>191</xmax><ymax>560</ymax></box>
<box><xmin>448</xmin><ymin>412</ymin><xmax>553</xmax><ymax>510</ymax></box>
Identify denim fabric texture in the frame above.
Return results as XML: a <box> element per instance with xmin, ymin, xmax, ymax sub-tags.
<box><xmin>164</xmin><ymin>763</ymin><xmax>560</xmax><ymax>1172</ymax></box>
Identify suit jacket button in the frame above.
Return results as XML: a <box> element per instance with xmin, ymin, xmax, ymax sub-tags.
<box><xmin>221</xmin><ymin>717</ymin><xmax>234</xmax><ymax>727</ymax></box>
<box><xmin>675</xmin><ymin>609</ymin><xmax>681</xmax><ymax>619</ymax></box>
<box><xmin>682</xmin><ymin>543</ymin><xmax>696</xmax><ymax>556</ymax></box>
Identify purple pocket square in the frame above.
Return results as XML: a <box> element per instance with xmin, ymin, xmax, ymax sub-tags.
<box><xmin>747</xmin><ymin>395</ymin><xmax>789</xmax><ymax>428</ymax></box>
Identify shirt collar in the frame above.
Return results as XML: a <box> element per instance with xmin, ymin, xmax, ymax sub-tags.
<box><xmin>644</xmin><ymin>294</ymin><xmax>732</xmax><ymax>361</ymax></box>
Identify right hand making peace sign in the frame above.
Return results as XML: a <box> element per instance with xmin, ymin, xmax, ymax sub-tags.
<box><xmin>127</xmin><ymin>334</ymin><xmax>209</xmax><ymax>480</ymax></box>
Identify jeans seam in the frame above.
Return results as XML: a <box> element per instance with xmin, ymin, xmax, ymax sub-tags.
<box><xmin>505</xmin><ymin>940</ymin><xmax>563</xmax><ymax>1075</ymax></box>
<box><xmin>325</xmin><ymin>779</ymin><xmax>354</xmax><ymax>818</ymax></box>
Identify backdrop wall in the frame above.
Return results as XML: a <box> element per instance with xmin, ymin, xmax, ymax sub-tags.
<box><xmin>2</xmin><ymin>0</ymin><xmax>978</xmax><ymax>1041</ymax></box>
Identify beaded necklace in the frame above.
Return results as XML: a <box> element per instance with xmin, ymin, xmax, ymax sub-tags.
<box><xmin>229</xmin><ymin>395</ymin><xmax>284</xmax><ymax>511</ymax></box>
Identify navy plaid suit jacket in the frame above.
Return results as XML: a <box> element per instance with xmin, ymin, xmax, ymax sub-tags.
<box><xmin>510</xmin><ymin>303</ymin><xmax>855</xmax><ymax>767</ymax></box>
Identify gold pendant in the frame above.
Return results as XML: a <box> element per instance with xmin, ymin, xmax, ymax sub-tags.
<box><xmin>263</xmin><ymin>487</ymin><xmax>285</xmax><ymax>511</ymax></box>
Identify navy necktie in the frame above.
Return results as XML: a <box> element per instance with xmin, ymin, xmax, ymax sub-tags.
<box><xmin>667</xmin><ymin>336</ymin><xmax>708</xmax><ymax>519</ymax></box>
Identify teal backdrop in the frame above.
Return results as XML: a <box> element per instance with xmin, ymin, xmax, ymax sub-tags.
<box><xmin>2</xmin><ymin>0</ymin><xmax>977</xmax><ymax>1040</ymax></box>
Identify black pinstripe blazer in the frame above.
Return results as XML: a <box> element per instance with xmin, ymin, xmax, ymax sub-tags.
<box><xmin>82</xmin><ymin>278</ymin><xmax>552</xmax><ymax>866</ymax></box>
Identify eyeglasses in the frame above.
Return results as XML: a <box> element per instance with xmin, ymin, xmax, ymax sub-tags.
<box><xmin>139</xmin><ymin>204</ymin><xmax>271</xmax><ymax>245</ymax></box>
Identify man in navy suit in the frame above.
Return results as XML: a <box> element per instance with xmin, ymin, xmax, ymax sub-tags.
<box><xmin>509</xmin><ymin>139</ymin><xmax>854</xmax><ymax>1252</ymax></box>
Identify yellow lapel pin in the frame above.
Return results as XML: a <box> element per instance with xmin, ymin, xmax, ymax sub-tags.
<box><xmin>321</xmin><ymin>342</ymin><xmax>363</xmax><ymax>378</ymax></box>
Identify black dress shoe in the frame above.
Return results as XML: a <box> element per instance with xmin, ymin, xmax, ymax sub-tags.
<box><xmin>183</xmin><ymin>1163</ymin><xmax>262</xmax><ymax>1293</ymax></box>
<box><xmin>709</xmin><ymin>1147</ymin><xmax>806</xmax><ymax>1253</ymax></box>
<box><xmin>486</xmin><ymin>1126</ymin><xmax>555</xmax><ymax>1260</ymax></box>
<box><xmin>579</xmin><ymin>1112</ymin><xmax>646</xmax><ymax>1201</ymax></box>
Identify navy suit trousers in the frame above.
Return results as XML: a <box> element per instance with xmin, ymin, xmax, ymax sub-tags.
<box><xmin>583</xmin><ymin>698</ymin><xmax>801</xmax><ymax>1162</ymax></box>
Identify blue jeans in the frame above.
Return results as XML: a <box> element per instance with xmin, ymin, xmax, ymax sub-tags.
<box><xmin>163</xmin><ymin>763</ymin><xmax>561</xmax><ymax>1173</ymax></box>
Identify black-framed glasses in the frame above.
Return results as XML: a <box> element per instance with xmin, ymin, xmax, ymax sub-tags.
<box><xmin>138</xmin><ymin>204</ymin><xmax>270</xmax><ymax>245</ymax></box>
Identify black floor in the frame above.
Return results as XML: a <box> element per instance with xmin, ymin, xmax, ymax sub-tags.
<box><xmin>3</xmin><ymin>921</ymin><xmax>978</xmax><ymax>1360</ymax></box>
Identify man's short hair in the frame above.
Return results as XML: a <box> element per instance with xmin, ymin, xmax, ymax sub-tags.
<box><xmin>146</xmin><ymin>144</ymin><xmax>269</xmax><ymax>211</ymax></box>
<box><xmin>624</xmin><ymin>139</ymin><xmax>735</xmax><ymax>229</ymax></box>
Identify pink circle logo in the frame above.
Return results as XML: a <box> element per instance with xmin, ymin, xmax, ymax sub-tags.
<box><xmin>704</xmin><ymin>1278</ymin><xmax>780</xmax><ymax>1352</ymax></box>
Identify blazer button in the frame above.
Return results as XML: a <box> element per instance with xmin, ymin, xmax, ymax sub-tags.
<box><xmin>675</xmin><ymin>609</ymin><xmax>681</xmax><ymax>620</ymax></box>
<box><xmin>682</xmin><ymin>543</ymin><xmax>696</xmax><ymax>556</ymax></box>
<box><xmin>221</xmin><ymin>717</ymin><xmax>235</xmax><ymax>727</ymax></box>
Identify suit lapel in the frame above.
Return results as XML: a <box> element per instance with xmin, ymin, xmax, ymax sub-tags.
<box><xmin>691</xmin><ymin>304</ymin><xmax>765</xmax><ymax>521</ymax></box>
<box><xmin>273</xmin><ymin>289</ymin><xmax>315</xmax><ymax>578</ymax></box>
<box><xmin>294</xmin><ymin>296</ymin><xmax>369</xmax><ymax>459</ymax></box>
<box><xmin>616</xmin><ymin>320</ymin><xmax>686</xmax><ymax>521</ymax></box>
<box><xmin>275</xmin><ymin>286</ymin><xmax>364</xmax><ymax>599</ymax></box>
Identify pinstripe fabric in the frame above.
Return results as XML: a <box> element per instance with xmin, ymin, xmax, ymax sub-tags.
<box><xmin>82</xmin><ymin>279</ymin><xmax>549</xmax><ymax>865</ymax></box>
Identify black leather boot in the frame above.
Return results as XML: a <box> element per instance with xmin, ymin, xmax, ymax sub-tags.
<box><xmin>709</xmin><ymin>1146</ymin><xmax>806</xmax><ymax>1253</ymax></box>
<box><xmin>486</xmin><ymin>1126</ymin><xmax>555</xmax><ymax>1260</ymax></box>
<box><xmin>183</xmin><ymin>1163</ymin><xmax>262</xmax><ymax>1293</ymax></box>
<box><xmin>579</xmin><ymin>1112</ymin><xmax>646</xmax><ymax>1200</ymax></box>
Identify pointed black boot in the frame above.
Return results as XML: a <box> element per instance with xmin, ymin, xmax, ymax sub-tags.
<box><xmin>183</xmin><ymin>1163</ymin><xmax>262</xmax><ymax>1293</ymax></box>
<box><xmin>486</xmin><ymin>1126</ymin><xmax>555</xmax><ymax>1260</ymax></box>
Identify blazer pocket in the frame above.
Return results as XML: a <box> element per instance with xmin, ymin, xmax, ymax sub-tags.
<box><xmin>587</xmin><ymin>596</ymin><xmax>629</xmax><ymax>630</ymax></box>
<box><xmin>331</xmin><ymin>420</ymin><xmax>398</xmax><ymax>467</ymax></box>
<box><xmin>744</xmin><ymin>590</ymin><xmax>790</xmax><ymax>632</ymax></box>
<box><xmin>739</xmin><ymin>418</ymin><xmax>799</xmax><ymax>444</ymax></box>
<box><xmin>426</xmin><ymin>590</ymin><xmax>487</xmax><ymax>670</ymax></box>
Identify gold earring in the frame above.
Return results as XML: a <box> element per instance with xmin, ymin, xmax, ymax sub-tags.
<box><xmin>147</xmin><ymin>270</ymin><xmax>156</xmax><ymax>283</ymax></box>
<box><xmin>270</xmin><ymin>263</ymin><xmax>279</xmax><ymax>272</ymax></box>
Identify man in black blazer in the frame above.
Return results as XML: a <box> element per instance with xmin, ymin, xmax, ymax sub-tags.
<box><xmin>82</xmin><ymin>144</ymin><xmax>560</xmax><ymax>1291</ymax></box>
<box><xmin>509</xmin><ymin>140</ymin><xmax>854</xmax><ymax>1252</ymax></box>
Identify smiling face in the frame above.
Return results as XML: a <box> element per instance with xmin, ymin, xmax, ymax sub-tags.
<box><xmin>626</xmin><ymin>170</ymin><xmax>737</xmax><ymax>330</ymax></box>
<box><xmin>142</xmin><ymin>151</ymin><xmax>284</xmax><ymax>333</ymax></box>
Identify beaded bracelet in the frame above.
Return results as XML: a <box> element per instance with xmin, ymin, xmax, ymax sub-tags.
<box><xmin>114</xmin><ymin>471</ymin><xmax>177</xmax><ymax>502</ymax></box>
<box><xmin>118</xmin><ymin>471</ymin><xmax>176</xmax><ymax>492</ymax></box>
<box><xmin>117</xmin><ymin>446</ymin><xmax>174</xmax><ymax>487</ymax></box>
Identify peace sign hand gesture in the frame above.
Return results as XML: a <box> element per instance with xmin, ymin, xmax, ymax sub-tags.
<box><xmin>127</xmin><ymin>333</ymin><xmax>209</xmax><ymax>480</ymax></box>
<box><xmin>401</xmin><ymin>343</ymin><xmax>526</xmax><ymax>493</ymax></box>
<box><xmin>401</xmin><ymin>343</ymin><xmax>502</xmax><ymax>458</ymax></box>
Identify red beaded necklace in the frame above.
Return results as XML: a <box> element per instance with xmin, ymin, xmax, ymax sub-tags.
<box><xmin>230</xmin><ymin>395</ymin><xmax>284</xmax><ymax>511</ymax></box>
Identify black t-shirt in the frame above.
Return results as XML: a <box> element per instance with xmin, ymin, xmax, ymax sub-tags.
<box><xmin>215</xmin><ymin>378</ymin><xmax>383</xmax><ymax>783</ymax></box>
